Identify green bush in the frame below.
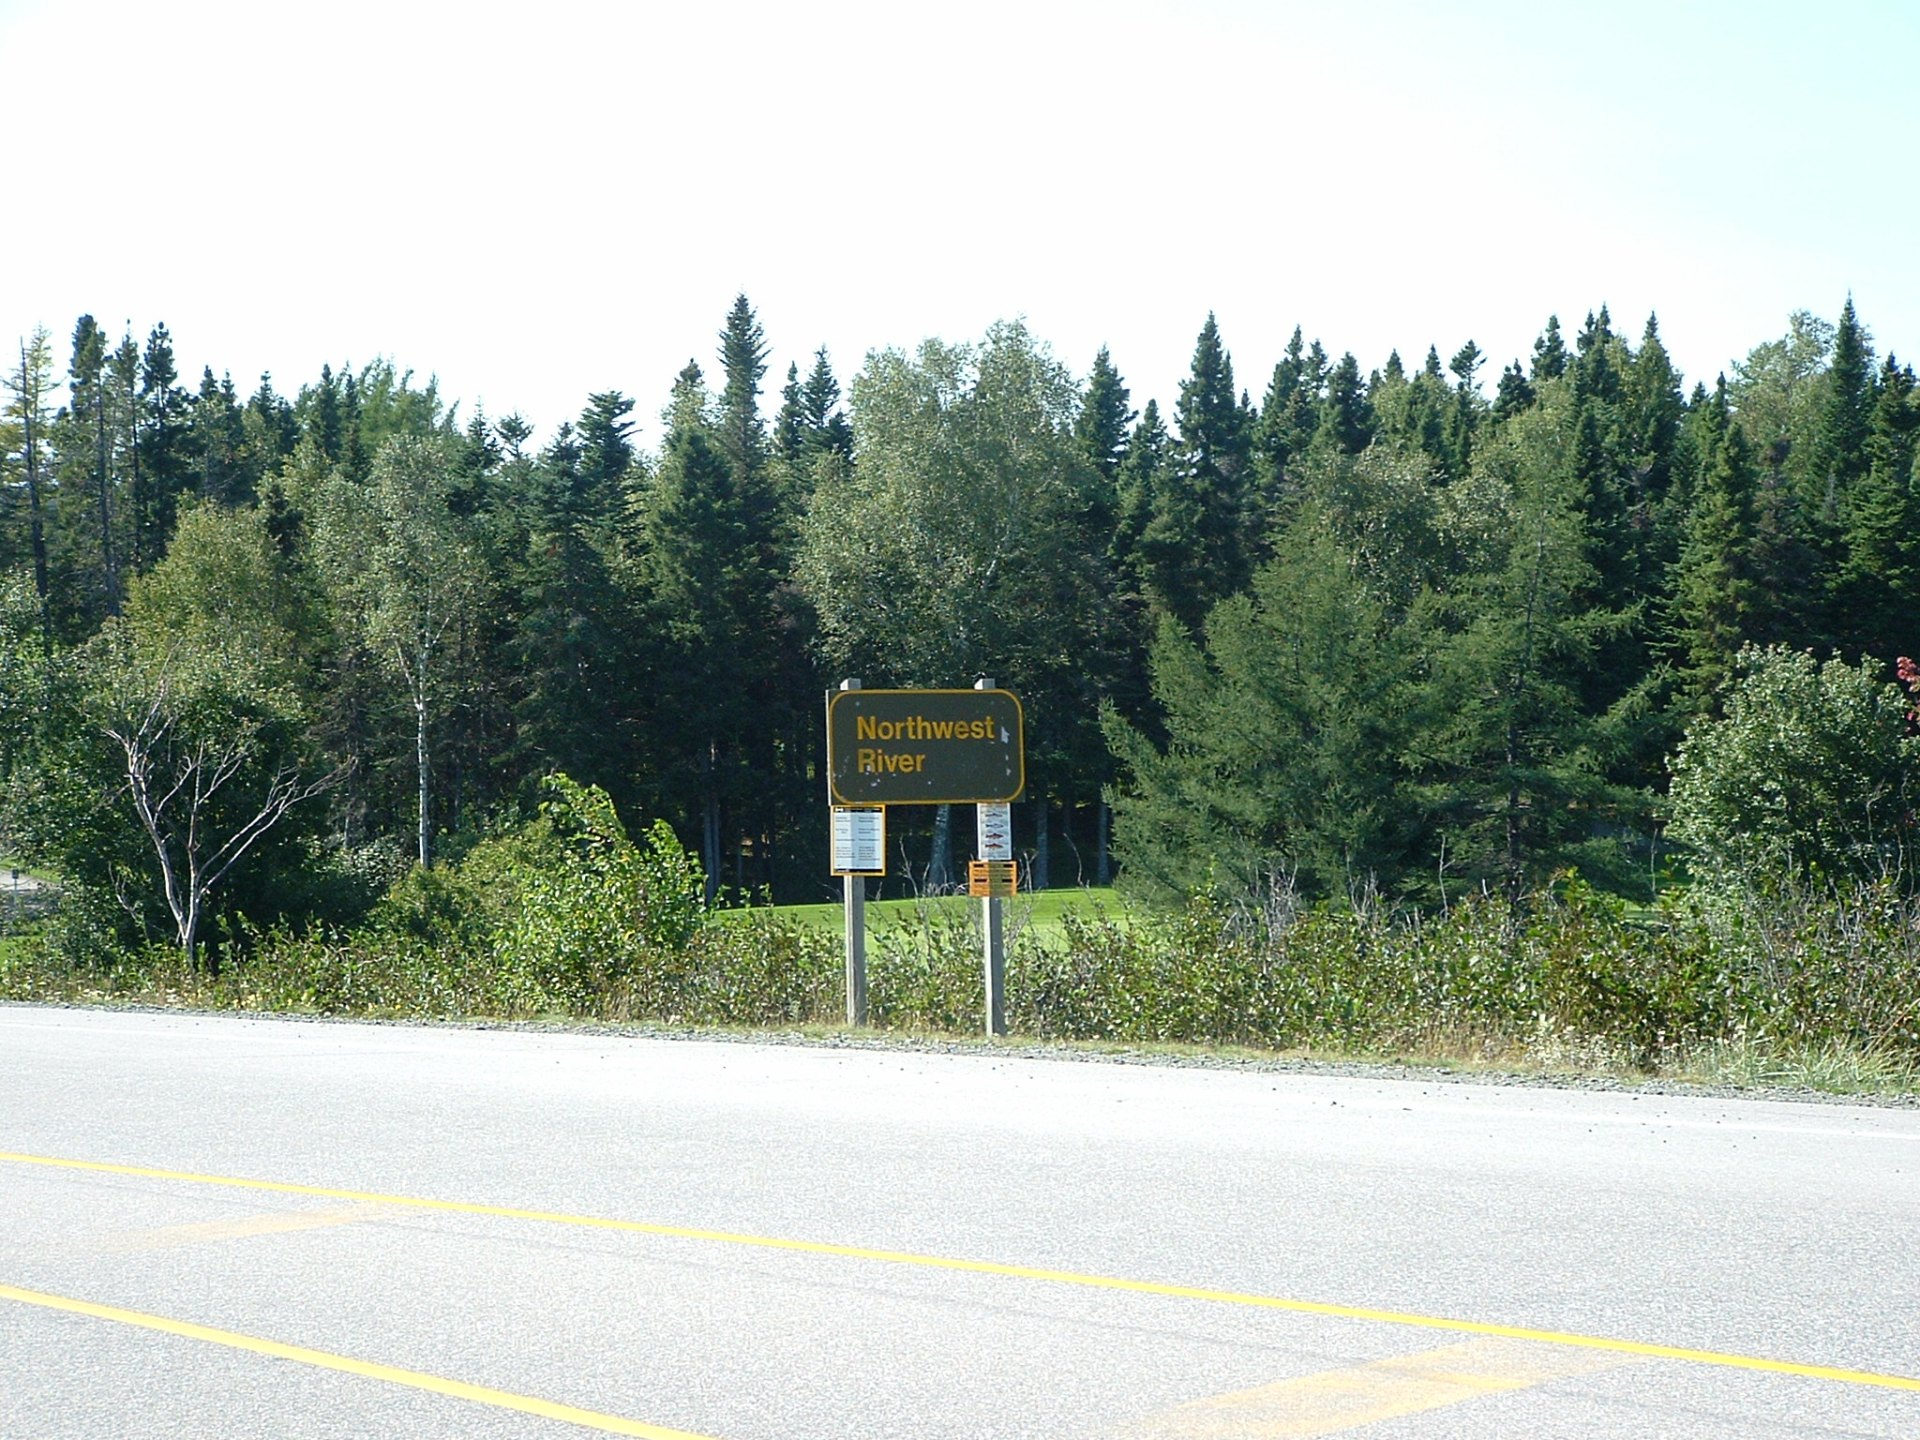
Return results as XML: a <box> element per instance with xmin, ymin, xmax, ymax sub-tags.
<box><xmin>1670</xmin><ymin>646</ymin><xmax>1920</xmax><ymax>896</ymax></box>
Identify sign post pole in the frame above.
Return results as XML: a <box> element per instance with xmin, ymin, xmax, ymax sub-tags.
<box><xmin>837</xmin><ymin>680</ymin><xmax>867</xmax><ymax>1027</ymax></box>
<box><xmin>845</xmin><ymin>869</ymin><xmax>867</xmax><ymax>1027</ymax></box>
<box><xmin>975</xmin><ymin>677</ymin><xmax>1007</xmax><ymax>1037</ymax></box>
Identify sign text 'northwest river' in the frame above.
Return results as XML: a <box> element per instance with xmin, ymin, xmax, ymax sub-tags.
<box><xmin>826</xmin><ymin>688</ymin><xmax>1025</xmax><ymax>805</ymax></box>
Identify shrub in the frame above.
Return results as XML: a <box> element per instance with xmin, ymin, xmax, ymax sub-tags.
<box><xmin>1670</xmin><ymin>647</ymin><xmax>1920</xmax><ymax>896</ymax></box>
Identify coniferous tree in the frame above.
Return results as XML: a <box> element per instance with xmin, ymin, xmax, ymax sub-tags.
<box><xmin>799</xmin><ymin>348</ymin><xmax>853</xmax><ymax>461</ymax></box>
<box><xmin>1070</xmin><ymin>346</ymin><xmax>1131</xmax><ymax>546</ymax></box>
<box><xmin>1864</xmin><ymin>356</ymin><xmax>1919</xmax><ymax>487</ymax></box>
<box><xmin>510</xmin><ymin>414</ymin><xmax>631</xmax><ymax>805</ymax></box>
<box><xmin>773</xmin><ymin>362</ymin><xmax>805</xmax><ymax>467</ymax></box>
<box><xmin>1491</xmin><ymin>360</ymin><xmax>1535</xmax><ymax>426</ymax></box>
<box><xmin>241</xmin><ymin>374</ymin><xmax>299</xmax><ymax>489</ymax></box>
<box><xmin>52</xmin><ymin>315</ymin><xmax>118</xmax><ymax>622</ymax></box>
<box><xmin>1530</xmin><ymin>315</ymin><xmax>1568</xmax><ymax>384</ymax></box>
<box><xmin>639</xmin><ymin>367</ymin><xmax>765</xmax><ymax>899</ymax></box>
<box><xmin>188</xmin><ymin>368</ymin><xmax>248</xmax><ymax>506</ymax></box>
<box><xmin>1833</xmin><ymin>355</ymin><xmax>1920</xmax><ymax>661</ymax></box>
<box><xmin>1112</xmin><ymin>400</ymin><xmax>1170</xmax><ymax>595</ymax></box>
<box><xmin>4</xmin><ymin>329</ymin><xmax>57</xmax><ymax>654</ymax></box>
<box><xmin>716</xmin><ymin>295</ymin><xmax>773</xmax><ymax>537</ymax></box>
<box><xmin>134</xmin><ymin>324</ymin><xmax>190</xmax><ymax>566</ymax></box>
<box><xmin>104</xmin><ymin>330</ymin><xmax>142</xmax><ymax>574</ymax></box>
<box><xmin>1445</xmin><ymin>341</ymin><xmax>1485</xmax><ymax>479</ymax></box>
<box><xmin>1669</xmin><ymin>379</ymin><xmax>1758</xmax><ymax>706</ymax></box>
<box><xmin>1365</xmin><ymin>351</ymin><xmax>1411</xmax><ymax>453</ymax></box>
<box><xmin>1316</xmin><ymin>352</ymin><xmax>1374</xmax><ymax>457</ymax></box>
<box><xmin>1423</xmin><ymin>398</ymin><xmax>1643</xmax><ymax>907</ymax></box>
<box><xmin>1812</xmin><ymin>295</ymin><xmax>1874</xmax><ymax>526</ymax></box>
<box><xmin>1073</xmin><ymin>346</ymin><xmax>1133</xmax><ymax>496</ymax></box>
<box><xmin>1140</xmin><ymin>315</ymin><xmax>1254</xmax><ymax>628</ymax></box>
<box><xmin>577</xmin><ymin>392</ymin><xmax>637</xmax><ymax>504</ymax></box>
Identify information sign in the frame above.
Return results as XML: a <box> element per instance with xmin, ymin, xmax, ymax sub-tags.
<box><xmin>831</xmin><ymin>806</ymin><xmax>886</xmax><ymax>876</ymax></box>
<box><xmin>976</xmin><ymin>802</ymin><xmax>1013</xmax><ymax>861</ymax></box>
<box><xmin>967</xmin><ymin>860</ymin><xmax>1019</xmax><ymax>898</ymax></box>
<box><xmin>826</xmin><ymin>688</ymin><xmax>1024</xmax><ymax>806</ymax></box>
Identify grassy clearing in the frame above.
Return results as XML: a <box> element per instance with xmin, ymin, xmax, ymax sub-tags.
<box><xmin>0</xmin><ymin>854</ymin><xmax>48</xmax><ymax>881</ymax></box>
<box><xmin>724</xmin><ymin>886</ymin><xmax>1127</xmax><ymax>942</ymax></box>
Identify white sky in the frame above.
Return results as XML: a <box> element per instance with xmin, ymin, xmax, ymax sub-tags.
<box><xmin>3</xmin><ymin>0</ymin><xmax>1915</xmax><ymax>449</ymax></box>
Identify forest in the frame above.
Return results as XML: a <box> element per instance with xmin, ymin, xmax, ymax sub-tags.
<box><xmin>4</xmin><ymin>294</ymin><xmax>1919</xmax><ymax>972</ymax></box>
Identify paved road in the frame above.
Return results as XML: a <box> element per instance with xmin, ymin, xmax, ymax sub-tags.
<box><xmin>1</xmin><ymin>1005</ymin><xmax>1915</xmax><ymax>1438</ymax></box>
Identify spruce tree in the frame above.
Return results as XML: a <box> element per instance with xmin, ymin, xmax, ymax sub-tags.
<box><xmin>1142</xmin><ymin>315</ymin><xmax>1254</xmax><ymax>628</ymax></box>
<box><xmin>1316</xmin><ymin>352</ymin><xmax>1374</xmax><ymax>457</ymax></box>
<box><xmin>1812</xmin><ymin>295</ymin><xmax>1874</xmax><ymax>525</ymax></box>
<box><xmin>1253</xmin><ymin>327</ymin><xmax>1322</xmax><ymax>502</ymax></box>
<box><xmin>1621</xmin><ymin>316</ymin><xmax>1686</xmax><ymax>581</ymax></box>
<box><xmin>797</xmin><ymin>347</ymin><xmax>854</xmax><ymax>462</ymax></box>
<box><xmin>773</xmin><ymin>362</ymin><xmax>805</xmax><ymax>466</ymax></box>
<box><xmin>1669</xmin><ymin>379</ymin><xmax>1758</xmax><ymax>706</ymax></box>
<box><xmin>1445</xmin><ymin>341</ymin><xmax>1485</xmax><ymax>479</ymax></box>
<box><xmin>1530</xmin><ymin>315</ymin><xmax>1567</xmax><ymax>384</ymax></box>
<box><xmin>1491</xmin><ymin>360</ymin><xmax>1535</xmax><ymax>425</ymax></box>
<box><xmin>1072</xmin><ymin>346</ymin><xmax>1132</xmax><ymax>539</ymax></box>
<box><xmin>134</xmin><ymin>324</ymin><xmax>190</xmax><ymax>565</ymax></box>
<box><xmin>242</xmin><ymin>374</ymin><xmax>299</xmax><ymax>486</ymax></box>
<box><xmin>577</xmin><ymin>391</ymin><xmax>636</xmax><ymax>512</ymax></box>
<box><xmin>638</xmin><ymin>367</ymin><xmax>768</xmax><ymax>899</ymax></box>
<box><xmin>188</xmin><ymin>368</ymin><xmax>248</xmax><ymax>506</ymax></box>
<box><xmin>1073</xmin><ymin>345</ymin><xmax>1133</xmax><ymax>483</ymax></box>
<box><xmin>716</xmin><ymin>294</ymin><xmax>771</xmax><ymax>515</ymax></box>
<box><xmin>56</xmin><ymin>315</ymin><xmax>118</xmax><ymax>619</ymax></box>
<box><xmin>1833</xmin><ymin>356</ymin><xmax>1920</xmax><ymax>661</ymax></box>
<box><xmin>510</xmin><ymin>418</ymin><xmax>631</xmax><ymax>803</ymax></box>
<box><xmin>4</xmin><ymin>329</ymin><xmax>57</xmax><ymax>654</ymax></box>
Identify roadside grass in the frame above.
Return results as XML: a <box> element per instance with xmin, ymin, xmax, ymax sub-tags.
<box><xmin>8</xmin><ymin>870</ymin><xmax>1920</xmax><ymax>1102</ymax></box>
<box><xmin>1670</xmin><ymin>1035</ymin><xmax>1920</xmax><ymax>1097</ymax></box>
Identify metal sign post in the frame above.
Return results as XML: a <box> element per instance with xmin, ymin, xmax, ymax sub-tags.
<box><xmin>830</xmin><ymin>680</ymin><xmax>875</xmax><ymax>1027</ymax></box>
<box><xmin>974</xmin><ymin>678</ymin><xmax>1007</xmax><ymax>1037</ymax></box>
<box><xmin>844</xmin><ymin>875</ymin><xmax>867</xmax><ymax>1027</ymax></box>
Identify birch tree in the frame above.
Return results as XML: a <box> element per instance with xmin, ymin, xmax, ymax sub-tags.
<box><xmin>314</xmin><ymin>434</ymin><xmax>486</xmax><ymax>867</ymax></box>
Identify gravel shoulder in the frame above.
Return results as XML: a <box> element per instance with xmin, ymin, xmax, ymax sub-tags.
<box><xmin>6</xmin><ymin>996</ymin><xmax>1915</xmax><ymax>1110</ymax></box>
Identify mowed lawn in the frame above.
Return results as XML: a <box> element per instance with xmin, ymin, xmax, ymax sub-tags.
<box><xmin>729</xmin><ymin>886</ymin><xmax>1127</xmax><ymax>942</ymax></box>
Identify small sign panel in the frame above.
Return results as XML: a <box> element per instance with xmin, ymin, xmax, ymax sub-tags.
<box><xmin>827</xmin><ymin>688</ymin><xmax>1024</xmax><ymax>806</ymax></box>
<box><xmin>976</xmin><ymin>802</ymin><xmax>1013</xmax><ymax>861</ymax></box>
<box><xmin>831</xmin><ymin>807</ymin><xmax>886</xmax><ymax>876</ymax></box>
<box><xmin>968</xmin><ymin>860</ymin><xmax>1018</xmax><ymax>898</ymax></box>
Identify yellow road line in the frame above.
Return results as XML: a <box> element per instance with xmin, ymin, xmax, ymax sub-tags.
<box><xmin>5</xmin><ymin>1149</ymin><xmax>1917</xmax><ymax>1395</ymax></box>
<box><xmin>0</xmin><ymin>1281</ymin><xmax>715</xmax><ymax>1439</ymax></box>
<box><xmin>101</xmin><ymin>1201</ymin><xmax>398</xmax><ymax>1253</ymax></box>
<box><xmin>1113</xmin><ymin>1336</ymin><xmax>1630</xmax><ymax>1438</ymax></box>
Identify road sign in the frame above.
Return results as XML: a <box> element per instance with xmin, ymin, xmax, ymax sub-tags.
<box><xmin>830</xmin><ymin>807</ymin><xmax>886</xmax><ymax>876</ymax></box>
<box><xmin>968</xmin><ymin>860</ymin><xmax>1018</xmax><ymax>898</ymax></box>
<box><xmin>826</xmin><ymin>688</ymin><xmax>1024</xmax><ymax>806</ymax></box>
<box><xmin>976</xmin><ymin>802</ymin><xmax>1013</xmax><ymax>861</ymax></box>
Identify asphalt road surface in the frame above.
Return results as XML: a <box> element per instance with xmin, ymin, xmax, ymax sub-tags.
<box><xmin>2</xmin><ymin>1005</ymin><xmax>1916</xmax><ymax>1438</ymax></box>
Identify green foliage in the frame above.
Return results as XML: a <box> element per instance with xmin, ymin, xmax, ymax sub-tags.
<box><xmin>1106</xmin><ymin>464</ymin><xmax>1431</xmax><ymax>904</ymax></box>
<box><xmin>1139</xmin><ymin>315</ymin><xmax>1255</xmax><ymax>629</ymax></box>
<box><xmin>1669</xmin><ymin>646</ymin><xmax>1920</xmax><ymax>894</ymax></box>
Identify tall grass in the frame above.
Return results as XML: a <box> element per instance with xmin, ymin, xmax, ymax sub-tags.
<box><xmin>6</xmin><ymin>850</ymin><xmax>1917</xmax><ymax>1090</ymax></box>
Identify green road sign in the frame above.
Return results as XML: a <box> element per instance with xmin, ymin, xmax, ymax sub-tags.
<box><xmin>826</xmin><ymin>688</ymin><xmax>1024</xmax><ymax>805</ymax></box>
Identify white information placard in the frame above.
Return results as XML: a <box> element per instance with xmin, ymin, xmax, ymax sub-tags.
<box><xmin>831</xmin><ymin>806</ymin><xmax>886</xmax><ymax>876</ymax></box>
<box><xmin>976</xmin><ymin>802</ymin><xmax>1013</xmax><ymax>861</ymax></box>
